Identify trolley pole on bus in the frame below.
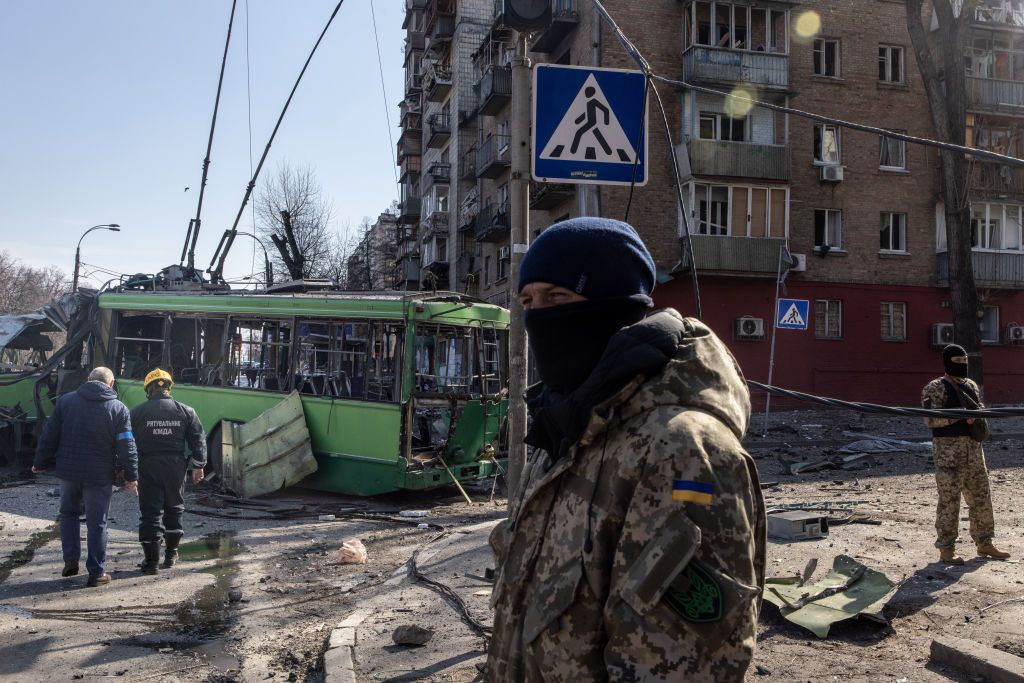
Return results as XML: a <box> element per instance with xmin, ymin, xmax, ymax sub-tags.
<box><xmin>506</xmin><ymin>31</ymin><xmax>532</xmax><ymax>501</ymax></box>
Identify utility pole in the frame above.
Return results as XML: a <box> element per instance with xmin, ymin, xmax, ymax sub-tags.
<box><xmin>506</xmin><ymin>31</ymin><xmax>532</xmax><ymax>500</ymax></box>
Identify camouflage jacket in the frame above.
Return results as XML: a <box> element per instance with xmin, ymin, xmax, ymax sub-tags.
<box><xmin>921</xmin><ymin>376</ymin><xmax>983</xmax><ymax>432</ymax></box>
<box><xmin>487</xmin><ymin>312</ymin><xmax>766</xmax><ymax>683</ymax></box>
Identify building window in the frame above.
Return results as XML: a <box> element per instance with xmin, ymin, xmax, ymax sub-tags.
<box><xmin>688</xmin><ymin>2</ymin><xmax>787</xmax><ymax>53</ymax></box>
<box><xmin>878</xmin><ymin>45</ymin><xmax>904</xmax><ymax>83</ymax></box>
<box><xmin>814</xmin><ymin>209</ymin><xmax>843</xmax><ymax>249</ymax></box>
<box><xmin>698</xmin><ymin>185</ymin><xmax>730</xmax><ymax>235</ymax></box>
<box><xmin>497</xmin><ymin>247</ymin><xmax>509</xmax><ymax>280</ymax></box>
<box><xmin>685</xmin><ymin>183</ymin><xmax>788</xmax><ymax>238</ymax></box>
<box><xmin>699</xmin><ymin>112</ymin><xmax>747</xmax><ymax>141</ymax></box>
<box><xmin>981</xmin><ymin>305</ymin><xmax>1000</xmax><ymax>343</ymax></box>
<box><xmin>880</xmin><ymin>302</ymin><xmax>907</xmax><ymax>341</ymax></box>
<box><xmin>879</xmin><ymin>133</ymin><xmax>906</xmax><ymax>169</ymax></box>
<box><xmin>813</xmin><ymin>39</ymin><xmax>840</xmax><ymax>77</ymax></box>
<box><xmin>484</xmin><ymin>255</ymin><xmax>492</xmax><ymax>286</ymax></box>
<box><xmin>815</xmin><ymin>299</ymin><xmax>842</xmax><ymax>339</ymax></box>
<box><xmin>971</xmin><ymin>206</ymin><xmax>1001</xmax><ymax>249</ymax></box>
<box><xmin>814</xmin><ymin>124</ymin><xmax>841</xmax><ymax>164</ymax></box>
<box><xmin>966</xmin><ymin>203</ymin><xmax>1023</xmax><ymax>252</ymax></box>
<box><xmin>880</xmin><ymin>212</ymin><xmax>907</xmax><ymax>252</ymax></box>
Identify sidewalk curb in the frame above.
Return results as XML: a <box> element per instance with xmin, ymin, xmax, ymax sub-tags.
<box><xmin>324</xmin><ymin>609</ymin><xmax>370</xmax><ymax>683</ymax></box>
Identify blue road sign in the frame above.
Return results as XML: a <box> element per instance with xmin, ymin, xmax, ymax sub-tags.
<box><xmin>776</xmin><ymin>299</ymin><xmax>810</xmax><ymax>330</ymax></box>
<box><xmin>532</xmin><ymin>64</ymin><xmax>648</xmax><ymax>186</ymax></box>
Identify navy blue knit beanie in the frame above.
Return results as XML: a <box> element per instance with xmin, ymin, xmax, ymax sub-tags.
<box><xmin>517</xmin><ymin>217</ymin><xmax>656</xmax><ymax>304</ymax></box>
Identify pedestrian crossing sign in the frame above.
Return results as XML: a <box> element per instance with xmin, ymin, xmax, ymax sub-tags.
<box><xmin>776</xmin><ymin>298</ymin><xmax>810</xmax><ymax>330</ymax></box>
<box><xmin>533</xmin><ymin>64</ymin><xmax>648</xmax><ymax>186</ymax></box>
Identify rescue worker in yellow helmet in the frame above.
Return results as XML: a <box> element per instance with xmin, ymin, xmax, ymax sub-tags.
<box><xmin>131</xmin><ymin>369</ymin><xmax>207</xmax><ymax>574</ymax></box>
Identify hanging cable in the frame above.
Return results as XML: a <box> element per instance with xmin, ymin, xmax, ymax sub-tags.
<box><xmin>208</xmin><ymin>0</ymin><xmax>348</xmax><ymax>283</ymax></box>
<box><xmin>246</xmin><ymin>0</ymin><xmax>258</xmax><ymax>281</ymax></box>
<box><xmin>369</xmin><ymin>0</ymin><xmax>400</xmax><ymax>190</ymax></box>
<box><xmin>622</xmin><ymin>75</ymin><xmax>649</xmax><ymax>223</ymax></box>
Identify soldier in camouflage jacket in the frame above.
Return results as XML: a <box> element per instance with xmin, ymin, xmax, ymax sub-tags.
<box><xmin>921</xmin><ymin>344</ymin><xmax>1010</xmax><ymax>565</ymax></box>
<box><xmin>487</xmin><ymin>218</ymin><xmax>766</xmax><ymax>682</ymax></box>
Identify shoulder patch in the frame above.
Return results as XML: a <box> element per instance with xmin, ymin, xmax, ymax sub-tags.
<box><xmin>664</xmin><ymin>562</ymin><xmax>723</xmax><ymax>623</ymax></box>
<box><xmin>672</xmin><ymin>479</ymin><xmax>713</xmax><ymax>505</ymax></box>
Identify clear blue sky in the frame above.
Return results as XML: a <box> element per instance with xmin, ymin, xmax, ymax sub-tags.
<box><xmin>0</xmin><ymin>1</ymin><xmax>404</xmax><ymax>286</ymax></box>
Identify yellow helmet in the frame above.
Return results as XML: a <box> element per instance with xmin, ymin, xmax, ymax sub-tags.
<box><xmin>144</xmin><ymin>368</ymin><xmax>174</xmax><ymax>391</ymax></box>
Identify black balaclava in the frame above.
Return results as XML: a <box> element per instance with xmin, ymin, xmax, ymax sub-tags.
<box><xmin>518</xmin><ymin>217</ymin><xmax>657</xmax><ymax>395</ymax></box>
<box><xmin>943</xmin><ymin>344</ymin><xmax>969</xmax><ymax>378</ymax></box>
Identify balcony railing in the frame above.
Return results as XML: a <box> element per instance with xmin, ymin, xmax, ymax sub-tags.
<box><xmin>966</xmin><ymin>76</ymin><xmax>1024</xmax><ymax>115</ymax></box>
<box><xmin>676</xmin><ymin>235</ymin><xmax>790</xmax><ymax>276</ymax></box>
<box><xmin>968</xmin><ymin>161</ymin><xmax>1024</xmax><ymax>201</ymax></box>
<box><xmin>973</xmin><ymin>1</ymin><xmax>1024</xmax><ymax>27</ymax></box>
<box><xmin>937</xmin><ymin>250</ymin><xmax>1024</xmax><ymax>289</ymax></box>
<box><xmin>424</xmin><ymin>63</ymin><xmax>453</xmax><ymax>102</ymax></box>
<box><xmin>683</xmin><ymin>139</ymin><xmax>790</xmax><ymax>181</ymax></box>
<box><xmin>476</xmin><ymin>135</ymin><xmax>511</xmax><ymax>179</ymax></box>
<box><xmin>401</xmin><ymin>111</ymin><xmax>423</xmax><ymax>132</ymax></box>
<box><xmin>399</xmin><ymin>196</ymin><xmax>422</xmax><ymax>223</ymax></box>
<box><xmin>530</xmin><ymin>182</ymin><xmax>575</xmax><ymax>210</ymax></box>
<box><xmin>532</xmin><ymin>0</ymin><xmax>580</xmax><ymax>53</ymax></box>
<box><xmin>477</xmin><ymin>66</ymin><xmax>512</xmax><ymax>116</ymax></box>
<box><xmin>428</xmin><ymin>162</ymin><xmax>451</xmax><ymax>182</ymax></box>
<box><xmin>424</xmin><ymin>0</ymin><xmax>455</xmax><ymax>33</ymax></box>
<box><xmin>425</xmin><ymin>112</ymin><xmax>451</xmax><ymax>149</ymax></box>
<box><xmin>475</xmin><ymin>202</ymin><xmax>510</xmax><ymax>242</ymax></box>
<box><xmin>393</xmin><ymin>253</ymin><xmax>421</xmax><ymax>288</ymax></box>
<box><xmin>682</xmin><ymin>46</ymin><xmax>789</xmax><ymax>90</ymax></box>
<box><xmin>404</xmin><ymin>33</ymin><xmax>425</xmax><ymax>56</ymax></box>
<box><xmin>405</xmin><ymin>72</ymin><xmax>422</xmax><ymax>94</ymax></box>
<box><xmin>460</xmin><ymin>146</ymin><xmax>477</xmax><ymax>179</ymax></box>
<box><xmin>396</xmin><ymin>133</ymin><xmax>422</xmax><ymax>162</ymax></box>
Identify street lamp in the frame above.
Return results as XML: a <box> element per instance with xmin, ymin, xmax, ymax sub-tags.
<box><xmin>72</xmin><ymin>224</ymin><xmax>121</xmax><ymax>292</ymax></box>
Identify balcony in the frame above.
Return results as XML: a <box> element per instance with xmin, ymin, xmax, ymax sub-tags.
<box><xmin>968</xmin><ymin>161</ymin><xmax>1024</xmax><ymax>201</ymax></box>
<box><xmin>531</xmin><ymin>0</ymin><xmax>580</xmax><ymax>53</ymax></box>
<box><xmin>399</xmin><ymin>196</ymin><xmax>422</xmax><ymax>223</ymax></box>
<box><xmin>937</xmin><ymin>250</ymin><xmax>1024</xmax><ymax>289</ymax></box>
<box><xmin>456</xmin><ymin>251</ymin><xmax>475</xmax><ymax>284</ymax></box>
<box><xmin>424</xmin><ymin>0</ymin><xmax>455</xmax><ymax>33</ymax></box>
<box><xmin>476</xmin><ymin>135</ymin><xmax>511</xmax><ymax>179</ymax></box>
<box><xmin>425</xmin><ymin>112</ymin><xmax>451</xmax><ymax>149</ymax></box>
<box><xmin>396</xmin><ymin>225</ymin><xmax>417</xmax><ymax>244</ymax></box>
<box><xmin>393</xmin><ymin>254</ymin><xmax>421</xmax><ymax>290</ymax></box>
<box><xmin>530</xmin><ymin>182</ymin><xmax>575</xmax><ymax>210</ymax></box>
<box><xmin>396</xmin><ymin>127</ymin><xmax>422</xmax><ymax>163</ymax></box>
<box><xmin>428</xmin><ymin>162</ymin><xmax>451</xmax><ymax>183</ymax></box>
<box><xmin>675</xmin><ymin>235</ymin><xmax>789</xmax><ymax>277</ymax></box>
<box><xmin>682</xmin><ymin>46</ymin><xmax>789</xmax><ymax>91</ymax></box>
<box><xmin>422</xmin><ymin>210</ymin><xmax>449</xmax><ymax>237</ymax></box>
<box><xmin>404</xmin><ymin>0</ymin><xmax>426</xmax><ymax>28</ymax></box>
<box><xmin>399</xmin><ymin>158</ymin><xmax>421</xmax><ymax>184</ymax></box>
<box><xmin>424</xmin><ymin>63</ymin><xmax>453</xmax><ymax>102</ymax></box>
<box><xmin>404</xmin><ymin>33</ymin><xmax>425</xmax><ymax>57</ymax></box>
<box><xmin>475</xmin><ymin>202</ymin><xmax>510</xmax><ymax>242</ymax></box>
<box><xmin>460</xmin><ymin>145</ymin><xmax>477</xmax><ymax>180</ymax></box>
<box><xmin>683</xmin><ymin>139</ymin><xmax>790</xmax><ymax>181</ymax></box>
<box><xmin>405</xmin><ymin>72</ymin><xmax>422</xmax><ymax>95</ymax></box>
<box><xmin>966</xmin><ymin>76</ymin><xmax>1024</xmax><ymax>115</ymax></box>
<box><xmin>429</xmin><ymin>14</ymin><xmax>455</xmax><ymax>43</ymax></box>
<box><xmin>477</xmin><ymin>66</ymin><xmax>512</xmax><ymax>116</ymax></box>
<box><xmin>972</xmin><ymin>1</ymin><xmax>1024</xmax><ymax>28</ymax></box>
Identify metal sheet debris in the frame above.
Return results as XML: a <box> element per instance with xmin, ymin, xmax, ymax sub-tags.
<box><xmin>764</xmin><ymin>555</ymin><xmax>897</xmax><ymax>638</ymax></box>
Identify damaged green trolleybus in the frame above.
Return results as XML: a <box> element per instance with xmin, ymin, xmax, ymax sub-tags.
<box><xmin>0</xmin><ymin>289</ymin><xmax>509</xmax><ymax>497</ymax></box>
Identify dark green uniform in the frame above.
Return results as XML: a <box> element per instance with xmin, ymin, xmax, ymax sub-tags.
<box><xmin>130</xmin><ymin>393</ymin><xmax>206</xmax><ymax>544</ymax></box>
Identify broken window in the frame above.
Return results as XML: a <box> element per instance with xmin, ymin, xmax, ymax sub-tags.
<box><xmin>814</xmin><ymin>300</ymin><xmax>843</xmax><ymax>340</ymax></box>
<box><xmin>167</xmin><ymin>316</ymin><xmax>227</xmax><ymax>385</ymax></box>
<box><xmin>815</xmin><ymin>209</ymin><xmax>843</xmax><ymax>249</ymax></box>
<box><xmin>880</xmin><ymin>302</ymin><xmax>907</xmax><ymax>341</ymax></box>
<box><xmin>228</xmin><ymin>319</ymin><xmax>294</xmax><ymax>392</ymax></box>
<box><xmin>294</xmin><ymin>320</ymin><xmax>402</xmax><ymax>401</ymax></box>
<box><xmin>814</xmin><ymin>124</ymin><xmax>840</xmax><ymax>164</ymax></box>
<box><xmin>114</xmin><ymin>313</ymin><xmax>165</xmax><ymax>380</ymax></box>
<box><xmin>413</xmin><ymin>324</ymin><xmax>502</xmax><ymax>396</ymax></box>
<box><xmin>686</xmin><ymin>183</ymin><xmax>788</xmax><ymax>238</ymax></box>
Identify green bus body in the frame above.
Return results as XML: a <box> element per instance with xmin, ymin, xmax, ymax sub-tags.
<box><xmin>0</xmin><ymin>291</ymin><xmax>509</xmax><ymax>497</ymax></box>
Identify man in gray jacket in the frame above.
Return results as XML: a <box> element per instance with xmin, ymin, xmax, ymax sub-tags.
<box><xmin>33</xmin><ymin>367</ymin><xmax>139</xmax><ymax>587</ymax></box>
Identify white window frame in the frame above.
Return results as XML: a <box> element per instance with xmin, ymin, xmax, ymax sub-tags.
<box><xmin>683</xmin><ymin>183</ymin><xmax>790</xmax><ymax>238</ymax></box>
<box><xmin>815</xmin><ymin>299</ymin><xmax>843</xmax><ymax>340</ymax></box>
<box><xmin>687</xmin><ymin>2</ymin><xmax>789</xmax><ymax>53</ymax></box>
<box><xmin>879</xmin><ymin>133</ymin><xmax>906</xmax><ymax>170</ymax></box>
<box><xmin>813</xmin><ymin>38</ymin><xmax>841</xmax><ymax>78</ymax></box>
<box><xmin>880</xmin><ymin>212</ymin><xmax>908</xmax><ymax>253</ymax></box>
<box><xmin>814</xmin><ymin>124</ymin><xmax>841</xmax><ymax>165</ymax></box>
<box><xmin>698</xmin><ymin>111</ymin><xmax>747</xmax><ymax>141</ymax></box>
<box><xmin>880</xmin><ymin>301</ymin><xmax>907</xmax><ymax>341</ymax></box>
<box><xmin>814</xmin><ymin>209</ymin><xmax>843</xmax><ymax>250</ymax></box>
<box><xmin>878</xmin><ymin>45</ymin><xmax>905</xmax><ymax>84</ymax></box>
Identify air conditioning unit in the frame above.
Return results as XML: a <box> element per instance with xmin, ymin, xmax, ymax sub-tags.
<box><xmin>790</xmin><ymin>253</ymin><xmax>807</xmax><ymax>272</ymax></box>
<box><xmin>498</xmin><ymin>246</ymin><xmax>511</xmax><ymax>260</ymax></box>
<box><xmin>930</xmin><ymin>323</ymin><xmax>955</xmax><ymax>347</ymax></box>
<box><xmin>734</xmin><ymin>316</ymin><xmax>766</xmax><ymax>340</ymax></box>
<box><xmin>820</xmin><ymin>165</ymin><xmax>844</xmax><ymax>182</ymax></box>
<box><xmin>1007</xmin><ymin>323</ymin><xmax>1024</xmax><ymax>345</ymax></box>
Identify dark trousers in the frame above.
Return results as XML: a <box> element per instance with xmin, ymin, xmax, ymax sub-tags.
<box><xmin>59</xmin><ymin>479</ymin><xmax>113</xmax><ymax>577</ymax></box>
<box><xmin>138</xmin><ymin>455</ymin><xmax>188</xmax><ymax>543</ymax></box>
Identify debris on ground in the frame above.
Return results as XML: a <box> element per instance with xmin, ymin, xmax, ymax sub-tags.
<box><xmin>763</xmin><ymin>555</ymin><xmax>896</xmax><ymax>638</ymax></box>
<box><xmin>767</xmin><ymin>511</ymin><xmax>829</xmax><ymax>541</ymax></box>
<box><xmin>336</xmin><ymin>539</ymin><xmax>367</xmax><ymax>564</ymax></box>
<box><xmin>392</xmin><ymin>624</ymin><xmax>433</xmax><ymax>646</ymax></box>
<box><xmin>399</xmin><ymin>510</ymin><xmax>428</xmax><ymax>518</ymax></box>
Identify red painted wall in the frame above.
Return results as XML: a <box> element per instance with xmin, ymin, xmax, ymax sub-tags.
<box><xmin>654</xmin><ymin>276</ymin><xmax>1024</xmax><ymax>409</ymax></box>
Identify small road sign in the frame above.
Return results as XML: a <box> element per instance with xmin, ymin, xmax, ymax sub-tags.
<box><xmin>532</xmin><ymin>64</ymin><xmax>648</xmax><ymax>186</ymax></box>
<box><xmin>776</xmin><ymin>298</ymin><xmax>810</xmax><ymax>330</ymax></box>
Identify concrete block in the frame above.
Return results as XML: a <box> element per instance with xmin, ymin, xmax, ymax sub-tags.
<box><xmin>930</xmin><ymin>636</ymin><xmax>1024</xmax><ymax>683</ymax></box>
<box><xmin>323</xmin><ymin>644</ymin><xmax>356</xmax><ymax>683</ymax></box>
<box><xmin>338</xmin><ymin>608</ymin><xmax>371</xmax><ymax>629</ymax></box>
<box><xmin>329</xmin><ymin>627</ymin><xmax>356</xmax><ymax>649</ymax></box>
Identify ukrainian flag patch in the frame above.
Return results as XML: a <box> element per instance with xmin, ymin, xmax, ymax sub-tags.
<box><xmin>672</xmin><ymin>480</ymin><xmax>713</xmax><ymax>505</ymax></box>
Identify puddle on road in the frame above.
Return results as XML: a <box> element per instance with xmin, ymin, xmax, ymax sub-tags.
<box><xmin>0</xmin><ymin>524</ymin><xmax>60</xmax><ymax>585</ymax></box>
<box><xmin>170</xmin><ymin>531</ymin><xmax>247</xmax><ymax>672</ymax></box>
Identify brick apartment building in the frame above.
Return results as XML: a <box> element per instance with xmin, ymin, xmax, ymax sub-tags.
<box><xmin>346</xmin><ymin>212</ymin><xmax>398</xmax><ymax>290</ymax></box>
<box><xmin>397</xmin><ymin>0</ymin><xmax>1024</xmax><ymax>405</ymax></box>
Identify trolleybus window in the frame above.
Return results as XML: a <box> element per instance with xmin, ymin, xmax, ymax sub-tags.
<box><xmin>114</xmin><ymin>313</ymin><xmax>164</xmax><ymax>380</ymax></box>
<box><xmin>228</xmin><ymin>319</ymin><xmax>294</xmax><ymax>392</ymax></box>
<box><xmin>414</xmin><ymin>325</ymin><xmax>478</xmax><ymax>395</ymax></box>
<box><xmin>167</xmin><ymin>315</ymin><xmax>227</xmax><ymax>385</ymax></box>
<box><xmin>296</xmin><ymin>320</ymin><xmax>403</xmax><ymax>402</ymax></box>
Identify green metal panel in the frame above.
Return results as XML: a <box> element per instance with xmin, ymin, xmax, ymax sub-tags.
<box><xmin>0</xmin><ymin>375</ymin><xmax>44</xmax><ymax>419</ymax></box>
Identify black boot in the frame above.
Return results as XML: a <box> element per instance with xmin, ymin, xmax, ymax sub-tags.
<box><xmin>163</xmin><ymin>535</ymin><xmax>181</xmax><ymax>569</ymax></box>
<box><xmin>140</xmin><ymin>541</ymin><xmax>161</xmax><ymax>575</ymax></box>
